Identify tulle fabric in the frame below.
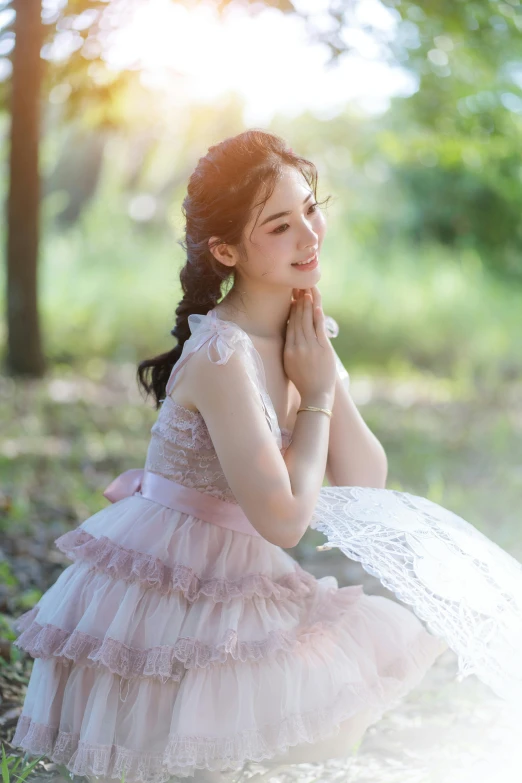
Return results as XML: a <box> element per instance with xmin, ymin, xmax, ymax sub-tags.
<box><xmin>12</xmin><ymin>309</ymin><xmax>449</xmax><ymax>780</ymax></box>
<box><xmin>53</xmin><ymin>495</ymin><xmax>316</xmax><ymax>602</ymax></box>
<box><xmin>12</xmin><ymin>495</ymin><xmax>446</xmax><ymax>780</ymax></box>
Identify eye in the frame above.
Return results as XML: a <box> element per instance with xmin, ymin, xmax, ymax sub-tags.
<box><xmin>271</xmin><ymin>202</ymin><xmax>319</xmax><ymax>235</ymax></box>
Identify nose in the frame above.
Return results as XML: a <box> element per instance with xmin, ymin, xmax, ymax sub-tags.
<box><xmin>298</xmin><ymin>222</ymin><xmax>319</xmax><ymax>250</ymax></box>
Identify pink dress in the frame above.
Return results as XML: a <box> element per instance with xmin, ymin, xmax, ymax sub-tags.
<box><xmin>13</xmin><ymin>308</ymin><xmax>518</xmax><ymax>782</ymax></box>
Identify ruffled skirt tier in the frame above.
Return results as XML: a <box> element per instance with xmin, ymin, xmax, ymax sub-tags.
<box><xmin>12</xmin><ymin>494</ymin><xmax>447</xmax><ymax>780</ymax></box>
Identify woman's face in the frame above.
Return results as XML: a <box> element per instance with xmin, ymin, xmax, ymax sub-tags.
<box><xmin>237</xmin><ymin>165</ymin><xmax>326</xmax><ymax>290</ymax></box>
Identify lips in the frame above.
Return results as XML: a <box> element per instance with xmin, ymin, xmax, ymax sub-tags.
<box><xmin>292</xmin><ymin>252</ymin><xmax>317</xmax><ymax>266</ymax></box>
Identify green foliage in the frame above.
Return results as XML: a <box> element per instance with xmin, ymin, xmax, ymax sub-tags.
<box><xmin>363</xmin><ymin>0</ymin><xmax>522</xmax><ymax>276</ymax></box>
<box><xmin>0</xmin><ymin>561</ymin><xmax>16</xmax><ymax>588</ymax></box>
<box><xmin>0</xmin><ymin>613</ymin><xmax>16</xmax><ymax>643</ymax></box>
<box><xmin>374</xmin><ymin>136</ymin><xmax>522</xmax><ymax>278</ymax></box>
<box><xmin>0</xmin><ymin>743</ymin><xmax>44</xmax><ymax>783</ymax></box>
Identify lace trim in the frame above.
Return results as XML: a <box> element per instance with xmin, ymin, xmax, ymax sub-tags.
<box><xmin>13</xmin><ymin>618</ymin><xmax>292</xmax><ymax>680</ymax></box>
<box><xmin>160</xmin><ymin>397</ymin><xmax>293</xmax><ymax>448</ymax></box>
<box><xmin>53</xmin><ymin>528</ymin><xmax>316</xmax><ymax>603</ymax></box>
<box><xmin>151</xmin><ymin>397</ymin><xmax>215</xmax><ymax>452</ymax></box>
<box><xmin>311</xmin><ymin>485</ymin><xmax>522</xmax><ymax>704</ymax></box>
<box><xmin>11</xmin><ymin>630</ymin><xmax>442</xmax><ymax>781</ymax></box>
<box><xmin>14</xmin><ymin>583</ymin><xmax>364</xmax><ymax>680</ymax></box>
<box><xmin>144</xmin><ymin>446</ymin><xmax>239</xmax><ymax>502</ymax></box>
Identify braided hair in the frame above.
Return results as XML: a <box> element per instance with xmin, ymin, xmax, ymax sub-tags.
<box><xmin>137</xmin><ymin>129</ymin><xmax>326</xmax><ymax>409</ymax></box>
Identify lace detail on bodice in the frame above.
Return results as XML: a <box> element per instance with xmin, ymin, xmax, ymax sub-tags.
<box><xmin>144</xmin><ymin>397</ymin><xmax>292</xmax><ymax>503</ymax></box>
<box><xmin>152</xmin><ymin>398</ymin><xmax>215</xmax><ymax>453</ymax></box>
<box><xmin>143</xmin><ymin>308</ymin><xmax>348</xmax><ymax>504</ymax></box>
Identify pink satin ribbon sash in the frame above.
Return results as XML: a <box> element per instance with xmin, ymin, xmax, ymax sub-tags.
<box><xmin>103</xmin><ymin>468</ymin><xmax>262</xmax><ymax>538</ymax></box>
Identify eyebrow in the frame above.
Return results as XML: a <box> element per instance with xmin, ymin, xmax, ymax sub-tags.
<box><xmin>259</xmin><ymin>192</ymin><xmax>314</xmax><ymax>227</ymax></box>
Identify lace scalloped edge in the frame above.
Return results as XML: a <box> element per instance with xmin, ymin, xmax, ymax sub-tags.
<box><xmin>13</xmin><ymin>586</ymin><xmax>365</xmax><ymax>680</ymax></box>
<box><xmin>311</xmin><ymin>518</ymin><xmax>480</xmax><ymax>684</ymax></box>
<box><xmin>53</xmin><ymin>527</ymin><xmax>316</xmax><ymax>603</ymax></box>
<box><xmin>11</xmin><ymin>629</ymin><xmax>444</xmax><ymax>781</ymax></box>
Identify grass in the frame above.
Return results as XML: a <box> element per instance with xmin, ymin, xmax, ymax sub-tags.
<box><xmin>1</xmin><ymin>741</ymin><xmax>45</xmax><ymax>783</ymax></box>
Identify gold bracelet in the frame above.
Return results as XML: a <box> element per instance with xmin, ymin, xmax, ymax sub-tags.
<box><xmin>297</xmin><ymin>405</ymin><xmax>333</xmax><ymax>418</ymax></box>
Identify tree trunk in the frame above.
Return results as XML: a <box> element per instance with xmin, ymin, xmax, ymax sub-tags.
<box><xmin>5</xmin><ymin>0</ymin><xmax>45</xmax><ymax>376</ymax></box>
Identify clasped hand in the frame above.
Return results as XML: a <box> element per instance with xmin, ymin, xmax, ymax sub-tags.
<box><xmin>283</xmin><ymin>285</ymin><xmax>337</xmax><ymax>401</ymax></box>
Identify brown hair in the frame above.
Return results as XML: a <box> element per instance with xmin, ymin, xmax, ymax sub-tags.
<box><xmin>137</xmin><ymin>129</ymin><xmax>330</xmax><ymax>408</ymax></box>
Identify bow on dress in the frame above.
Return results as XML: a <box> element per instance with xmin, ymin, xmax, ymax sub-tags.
<box><xmin>183</xmin><ymin>312</ymin><xmax>240</xmax><ymax>367</ymax></box>
<box><xmin>103</xmin><ymin>468</ymin><xmax>144</xmax><ymax>503</ymax></box>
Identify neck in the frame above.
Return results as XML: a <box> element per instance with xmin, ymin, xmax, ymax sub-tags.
<box><xmin>215</xmin><ymin>289</ymin><xmax>293</xmax><ymax>341</ymax></box>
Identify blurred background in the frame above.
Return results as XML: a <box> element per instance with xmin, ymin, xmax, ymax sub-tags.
<box><xmin>0</xmin><ymin>1</ymin><xmax>521</xmax><ymax>777</ymax></box>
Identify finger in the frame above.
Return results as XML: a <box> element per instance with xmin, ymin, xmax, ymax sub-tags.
<box><xmin>310</xmin><ymin>286</ymin><xmax>319</xmax><ymax>334</ymax></box>
<box><xmin>296</xmin><ymin>285</ymin><xmax>306</xmax><ymax>344</ymax></box>
<box><xmin>314</xmin><ymin>303</ymin><xmax>328</xmax><ymax>345</ymax></box>
<box><xmin>286</xmin><ymin>298</ymin><xmax>296</xmax><ymax>346</ymax></box>
<box><xmin>307</xmin><ymin>288</ymin><xmax>319</xmax><ymax>335</ymax></box>
<box><xmin>302</xmin><ymin>289</ymin><xmax>316</xmax><ymax>342</ymax></box>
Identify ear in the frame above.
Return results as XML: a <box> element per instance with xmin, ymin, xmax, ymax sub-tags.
<box><xmin>208</xmin><ymin>236</ymin><xmax>236</xmax><ymax>268</ymax></box>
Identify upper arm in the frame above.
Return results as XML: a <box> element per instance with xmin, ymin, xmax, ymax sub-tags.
<box><xmin>184</xmin><ymin>347</ymin><xmax>297</xmax><ymax>548</ymax></box>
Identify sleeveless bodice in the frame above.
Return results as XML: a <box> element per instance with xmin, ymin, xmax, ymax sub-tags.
<box><xmin>144</xmin><ymin>309</ymin><xmax>349</xmax><ymax>504</ymax></box>
<box><xmin>144</xmin><ymin>396</ymin><xmax>293</xmax><ymax>503</ymax></box>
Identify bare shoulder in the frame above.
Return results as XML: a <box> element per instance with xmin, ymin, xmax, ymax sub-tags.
<box><xmin>168</xmin><ymin>341</ymin><xmax>246</xmax><ymax>411</ymax></box>
<box><xmin>167</xmin><ymin>350</ymin><xmax>203</xmax><ymax>412</ymax></box>
<box><xmin>188</xmin><ymin>344</ymin><xmax>260</xmax><ymax>427</ymax></box>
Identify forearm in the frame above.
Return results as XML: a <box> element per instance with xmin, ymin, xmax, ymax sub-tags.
<box><xmin>282</xmin><ymin>389</ymin><xmax>335</xmax><ymax>545</ymax></box>
<box><xmin>326</xmin><ymin>374</ymin><xmax>388</xmax><ymax>488</ymax></box>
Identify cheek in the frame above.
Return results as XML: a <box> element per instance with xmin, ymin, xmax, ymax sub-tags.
<box><xmin>251</xmin><ymin>241</ymin><xmax>286</xmax><ymax>273</ymax></box>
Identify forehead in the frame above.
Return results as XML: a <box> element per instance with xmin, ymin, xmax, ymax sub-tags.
<box><xmin>268</xmin><ymin>166</ymin><xmax>309</xmax><ymax>202</ymax></box>
<box><xmin>249</xmin><ymin>167</ymin><xmax>311</xmax><ymax>231</ymax></box>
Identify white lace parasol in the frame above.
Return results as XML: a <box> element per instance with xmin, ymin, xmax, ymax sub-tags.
<box><xmin>311</xmin><ymin>485</ymin><xmax>522</xmax><ymax>706</ymax></box>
